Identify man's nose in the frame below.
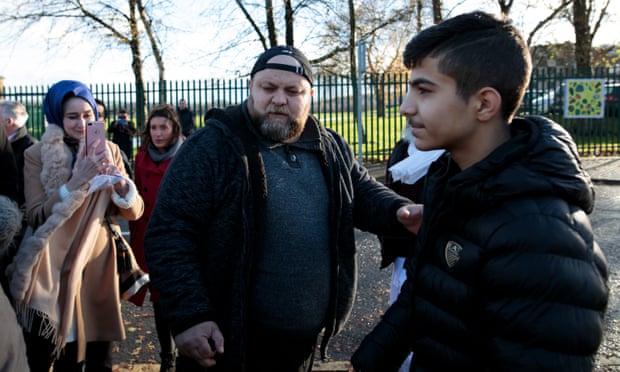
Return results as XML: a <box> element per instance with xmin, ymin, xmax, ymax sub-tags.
<box><xmin>271</xmin><ymin>90</ymin><xmax>287</xmax><ymax>105</ymax></box>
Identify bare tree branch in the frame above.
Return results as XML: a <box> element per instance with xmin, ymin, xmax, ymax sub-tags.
<box><xmin>136</xmin><ymin>0</ymin><xmax>165</xmax><ymax>83</ymax></box>
<box><xmin>589</xmin><ymin>0</ymin><xmax>611</xmax><ymax>41</ymax></box>
<box><xmin>526</xmin><ymin>0</ymin><xmax>572</xmax><ymax>47</ymax></box>
<box><xmin>235</xmin><ymin>0</ymin><xmax>269</xmax><ymax>50</ymax></box>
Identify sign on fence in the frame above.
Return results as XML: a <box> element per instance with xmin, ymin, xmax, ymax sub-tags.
<box><xmin>563</xmin><ymin>78</ymin><xmax>605</xmax><ymax>119</ymax></box>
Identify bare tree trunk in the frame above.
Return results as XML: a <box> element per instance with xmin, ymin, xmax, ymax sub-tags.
<box><xmin>417</xmin><ymin>0</ymin><xmax>423</xmax><ymax>29</ymax></box>
<box><xmin>497</xmin><ymin>0</ymin><xmax>514</xmax><ymax>16</ymax></box>
<box><xmin>266</xmin><ymin>0</ymin><xmax>278</xmax><ymax>47</ymax></box>
<box><xmin>573</xmin><ymin>0</ymin><xmax>592</xmax><ymax>75</ymax></box>
<box><xmin>348</xmin><ymin>0</ymin><xmax>357</xmax><ymax>103</ymax></box>
<box><xmin>284</xmin><ymin>0</ymin><xmax>294</xmax><ymax>46</ymax></box>
<box><xmin>136</xmin><ymin>0</ymin><xmax>166</xmax><ymax>103</ymax></box>
<box><xmin>572</xmin><ymin>0</ymin><xmax>593</xmax><ymax>140</ymax></box>
<box><xmin>432</xmin><ymin>0</ymin><xmax>442</xmax><ymax>24</ymax></box>
<box><xmin>128</xmin><ymin>0</ymin><xmax>146</xmax><ymax>130</ymax></box>
<box><xmin>235</xmin><ymin>0</ymin><xmax>269</xmax><ymax>49</ymax></box>
<box><xmin>348</xmin><ymin>0</ymin><xmax>363</xmax><ymax>145</ymax></box>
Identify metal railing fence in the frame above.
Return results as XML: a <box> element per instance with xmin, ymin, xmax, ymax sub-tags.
<box><xmin>2</xmin><ymin>68</ymin><xmax>619</xmax><ymax>165</ymax></box>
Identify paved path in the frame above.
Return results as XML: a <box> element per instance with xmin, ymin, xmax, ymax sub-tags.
<box><xmin>580</xmin><ymin>156</ymin><xmax>620</xmax><ymax>184</ymax></box>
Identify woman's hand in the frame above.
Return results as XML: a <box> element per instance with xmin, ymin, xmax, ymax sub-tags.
<box><xmin>101</xmin><ymin>160</ymin><xmax>130</xmax><ymax>197</ymax></box>
<box><xmin>66</xmin><ymin>139</ymin><xmax>110</xmax><ymax>192</ymax></box>
<box><xmin>112</xmin><ymin>177</ymin><xmax>129</xmax><ymax>197</ymax></box>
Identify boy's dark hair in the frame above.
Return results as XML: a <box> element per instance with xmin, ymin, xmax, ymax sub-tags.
<box><xmin>403</xmin><ymin>11</ymin><xmax>531</xmax><ymax>121</ymax></box>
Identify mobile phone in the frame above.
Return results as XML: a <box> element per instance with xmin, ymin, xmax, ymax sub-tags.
<box><xmin>86</xmin><ymin>120</ymin><xmax>107</xmax><ymax>155</ymax></box>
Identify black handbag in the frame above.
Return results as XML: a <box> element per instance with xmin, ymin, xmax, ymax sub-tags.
<box><xmin>105</xmin><ymin>214</ymin><xmax>150</xmax><ymax>301</ymax></box>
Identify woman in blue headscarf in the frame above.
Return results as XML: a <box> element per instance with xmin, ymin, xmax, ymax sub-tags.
<box><xmin>8</xmin><ymin>80</ymin><xmax>144</xmax><ymax>372</ymax></box>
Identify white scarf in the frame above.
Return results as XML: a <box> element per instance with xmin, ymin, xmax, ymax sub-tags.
<box><xmin>389</xmin><ymin>140</ymin><xmax>444</xmax><ymax>185</ymax></box>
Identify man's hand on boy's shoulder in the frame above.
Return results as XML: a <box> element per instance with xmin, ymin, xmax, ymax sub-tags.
<box><xmin>397</xmin><ymin>204</ymin><xmax>423</xmax><ymax>235</ymax></box>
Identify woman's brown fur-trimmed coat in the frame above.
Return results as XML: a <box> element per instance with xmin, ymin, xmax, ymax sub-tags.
<box><xmin>8</xmin><ymin>124</ymin><xmax>144</xmax><ymax>360</ymax></box>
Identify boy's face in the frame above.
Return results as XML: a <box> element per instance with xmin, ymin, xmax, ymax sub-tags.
<box><xmin>400</xmin><ymin>56</ymin><xmax>480</xmax><ymax>155</ymax></box>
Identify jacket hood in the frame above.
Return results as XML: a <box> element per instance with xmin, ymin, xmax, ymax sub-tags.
<box><xmin>441</xmin><ymin>115</ymin><xmax>595</xmax><ymax>214</ymax></box>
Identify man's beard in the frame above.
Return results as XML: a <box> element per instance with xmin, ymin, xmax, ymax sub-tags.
<box><xmin>257</xmin><ymin>109</ymin><xmax>304</xmax><ymax>142</ymax></box>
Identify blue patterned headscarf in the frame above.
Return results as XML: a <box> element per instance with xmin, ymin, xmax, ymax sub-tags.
<box><xmin>43</xmin><ymin>80</ymin><xmax>98</xmax><ymax>128</ymax></box>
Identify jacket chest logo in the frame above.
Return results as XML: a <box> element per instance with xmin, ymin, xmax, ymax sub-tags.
<box><xmin>444</xmin><ymin>240</ymin><xmax>463</xmax><ymax>268</ymax></box>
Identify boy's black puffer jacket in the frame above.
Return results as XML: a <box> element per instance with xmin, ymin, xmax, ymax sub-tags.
<box><xmin>352</xmin><ymin>116</ymin><xmax>609</xmax><ymax>372</ymax></box>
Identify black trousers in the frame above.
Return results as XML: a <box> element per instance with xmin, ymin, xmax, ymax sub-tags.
<box><xmin>23</xmin><ymin>330</ymin><xmax>113</xmax><ymax>372</ymax></box>
<box><xmin>176</xmin><ymin>323</ymin><xmax>317</xmax><ymax>372</ymax></box>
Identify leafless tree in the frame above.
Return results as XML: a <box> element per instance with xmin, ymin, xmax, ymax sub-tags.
<box><xmin>571</xmin><ymin>0</ymin><xmax>611</xmax><ymax>73</ymax></box>
<box><xmin>285</xmin><ymin>0</ymin><xmax>295</xmax><ymax>45</ymax></box>
<box><xmin>507</xmin><ymin>0</ymin><xmax>612</xmax><ymax>73</ymax></box>
<box><xmin>265</xmin><ymin>0</ymin><xmax>278</xmax><ymax>46</ymax></box>
<box><xmin>234</xmin><ymin>0</ymin><xmax>314</xmax><ymax>50</ymax></box>
<box><xmin>525</xmin><ymin>1</ymin><xmax>572</xmax><ymax>47</ymax></box>
<box><xmin>0</xmin><ymin>0</ymin><xmax>173</xmax><ymax>125</ymax></box>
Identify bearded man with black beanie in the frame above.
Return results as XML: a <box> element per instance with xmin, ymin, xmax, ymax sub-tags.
<box><xmin>144</xmin><ymin>45</ymin><xmax>422</xmax><ymax>372</ymax></box>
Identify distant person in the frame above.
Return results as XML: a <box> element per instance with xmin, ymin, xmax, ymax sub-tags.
<box><xmin>0</xmin><ymin>124</ymin><xmax>18</xmax><ymax>202</ymax></box>
<box><xmin>108</xmin><ymin>108</ymin><xmax>137</xmax><ymax>161</ymax></box>
<box><xmin>97</xmin><ymin>99</ymin><xmax>132</xmax><ymax>179</ymax></box>
<box><xmin>129</xmin><ymin>104</ymin><xmax>184</xmax><ymax>372</ymax></box>
<box><xmin>8</xmin><ymin>80</ymin><xmax>144</xmax><ymax>372</ymax></box>
<box><xmin>94</xmin><ymin>98</ymin><xmax>110</xmax><ymax>139</ymax></box>
<box><xmin>0</xmin><ymin>100</ymin><xmax>37</xmax><ymax>207</ymax></box>
<box><xmin>144</xmin><ymin>45</ymin><xmax>421</xmax><ymax>371</ymax></box>
<box><xmin>0</xmin><ymin>123</ymin><xmax>19</xmax><ymax>299</ymax></box>
<box><xmin>0</xmin><ymin>101</ymin><xmax>38</xmax><ymax>299</ymax></box>
<box><xmin>95</xmin><ymin>98</ymin><xmax>107</xmax><ymax>123</ymax></box>
<box><xmin>0</xmin><ymin>195</ymin><xmax>30</xmax><ymax>372</ymax></box>
<box><xmin>351</xmin><ymin>11</ymin><xmax>609</xmax><ymax>371</ymax></box>
<box><xmin>176</xmin><ymin>98</ymin><xmax>195</xmax><ymax>137</ymax></box>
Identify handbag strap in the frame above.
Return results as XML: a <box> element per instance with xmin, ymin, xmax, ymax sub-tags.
<box><xmin>104</xmin><ymin>213</ymin><xmax>132</xmax><ymax>273</ymax></box>
<box><xmin>104</xmin><ymin>214</ymin><xmax>123</xmax><ymax>240</ymax></box>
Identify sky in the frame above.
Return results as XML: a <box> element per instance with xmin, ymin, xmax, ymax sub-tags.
<box><xmin>0</xmin><ymin>0</ymin><xmax>618</xmax><ymax>87</ymax></box>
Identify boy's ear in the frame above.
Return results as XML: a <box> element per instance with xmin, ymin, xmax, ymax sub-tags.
<box><xmin>474</xmin><ymin>87</ymin><xmax>502</xmax><ymax>121</ymax></box>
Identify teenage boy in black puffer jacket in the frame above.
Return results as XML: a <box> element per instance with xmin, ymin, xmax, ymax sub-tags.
<box><xmin>351</xmin><ymin>11</ymin><xmax>609</xmax><ymax>372</ymax></box>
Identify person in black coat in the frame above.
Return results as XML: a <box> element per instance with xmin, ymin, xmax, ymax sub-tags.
<box><xmin>0</xmin><ymin>101</ymin><xmax>37</xmax><ymax>293</ymax></box>
<box><xmin>0</xmin><ymin>124</ymin><xmax>18</xmax><ymax>203</ymax></box>
<box><xmin>351</xmin><ymin>11</ymin><xmax>608</xmax><ymax>371</ymax></box>
<box><xmin>0</xmin><ymin>124</ymin><xmax>19</xmax><ymax>300</ymax></box>
<box><xmin>96</xmin><ymin>99</ymin><xmax>132</xmax><ymax>179</ymax></box>
<box><xmin>144</xmin><ymin>46</ymin><xmax>421</xmax><ymax>372</ymax></box>
<box><xmin>176</xmin><ymin>98</ymin><xmax>196</xmax><ymax>137</ymax></box>
<box><xmin>0</xmin><ymin>195</ymin><xmax>29</xmax><ymax>371</ymax></box>
<box><xmin>0</xmin><ymin>100</ymin><xmax>38</xmax><ymax>207</ymax></box>
<box><xmin>107</xmin><ymin>108</ymin><xmax>136</xmax><ymax>161</ymax></box>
